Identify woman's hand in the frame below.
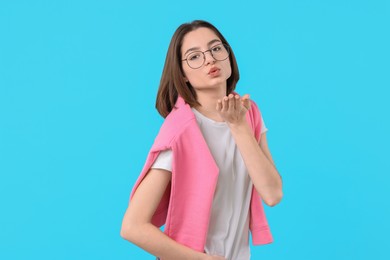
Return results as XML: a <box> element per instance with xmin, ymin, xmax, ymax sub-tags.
<box><xmin>216</xmin><ymin>93</ymin><xmax>251</xmax><ymax>126</ymax></box>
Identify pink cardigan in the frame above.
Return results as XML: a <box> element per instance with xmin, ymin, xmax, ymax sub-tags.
<box><xmin>130</xmin><ymin>96</ymin><xmax>273</xmax><ymax>252</ymax></box>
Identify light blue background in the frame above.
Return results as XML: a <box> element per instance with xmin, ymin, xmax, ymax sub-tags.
<box><xmin>1</xmin><ymin>0</ymin><xmax>389</xmax><ymax>259</ymax></box>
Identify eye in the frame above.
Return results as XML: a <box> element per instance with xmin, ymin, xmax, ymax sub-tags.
<box><xmin>211</xmin><ymin>45</ymin><xmax>222</xmax><ymax>52</ymax></box>
<box><xmin>188</xmin><ymin>52</ymin><xmax>202</xmax><ymax>61</ymax></box>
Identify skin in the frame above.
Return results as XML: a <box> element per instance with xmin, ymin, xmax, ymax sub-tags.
<box><xmin>182</xmin><ymin>28</ymin><xmax>282</xmax><ymax>206</ymax></box>
<box><xmin>181</xmin><ymin>27</ymin><xmax>231</xmax><ymax>123</ymax></box>
<box><xmin>121</xmin><ymin>27</ymin><xmax>282</xmax><ymax>260</ymax></box>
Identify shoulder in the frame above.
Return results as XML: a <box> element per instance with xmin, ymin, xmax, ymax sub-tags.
<box><xmin>151</xmin><ymin>103</ymin><xmax>197</xmax><ymax>151</ymax></box>
<box><xmin>250</xmin><ymin>99</ymin><xmax>261</xmax><ymax>113</ymax></box>
<box><xmin>248</xmin><ymin>99</ymin><xmax>263</xmax><ymax>123</ymax></box>
<box><xmin>245</xmin><ymin>99</ymin><xmax>264</xmax><ymax>141</ymax></box>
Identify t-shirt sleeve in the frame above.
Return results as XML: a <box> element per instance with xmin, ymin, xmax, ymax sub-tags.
<box><xmin>260</xmin><ymin>116</ymin><xmax>268</xmax><ymax>134</ymax></box>
<box><xmin>151</xmin><ymin>149</ymin><xmax>173</xmax><ymax>172</ymax></box>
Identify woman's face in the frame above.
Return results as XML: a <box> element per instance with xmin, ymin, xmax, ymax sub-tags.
<box><xmin>181</xmin><ymin>27</ymin><xmax>232</xmax><ymax>92</ymax></box>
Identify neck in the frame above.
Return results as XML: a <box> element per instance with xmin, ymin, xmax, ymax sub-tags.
<box><xmin>193</xmin><ymin>86</ymin><xmax>228</xmax><ymax>122</ymax></box>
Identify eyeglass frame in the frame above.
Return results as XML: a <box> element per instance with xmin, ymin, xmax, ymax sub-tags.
<box><xmin>181</xmin><ymin>43</ymin><xmax>231</xmax><ymax>69</ymax></box>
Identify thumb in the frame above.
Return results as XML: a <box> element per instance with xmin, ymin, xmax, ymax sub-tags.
<box><xmin>241</xmin><ymin>94</ymin><xmax>251</xmax><ymax>110</ymax></box>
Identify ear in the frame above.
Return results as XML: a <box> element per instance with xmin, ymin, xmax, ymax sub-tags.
<box><xmin>184</xmin><ymin>77</ymin><xmax>189</xmax><ymax>82</ymax></box>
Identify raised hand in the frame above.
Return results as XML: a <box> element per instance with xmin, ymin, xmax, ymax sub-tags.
<box><xmin>216</xmin><ymin>93</ymin><xmax>251</xmax><ymax>126</ymax></box>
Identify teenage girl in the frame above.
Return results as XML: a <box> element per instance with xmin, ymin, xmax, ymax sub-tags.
<box><xmin>121</xmin><ymin>20</ymin><xmax>283</xmax><ymax>260</ymax></box>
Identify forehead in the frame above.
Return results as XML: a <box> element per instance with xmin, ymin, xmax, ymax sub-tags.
<box><xmin>181</xmin><ymin>27</ymin><xmax>221</xmax><ymax>53</ymax></box>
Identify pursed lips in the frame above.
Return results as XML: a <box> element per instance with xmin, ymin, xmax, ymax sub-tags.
<box><xmin>208</xmin><ymin>67</ymin><xmax>220</xmax><ymax>74</ymax></box>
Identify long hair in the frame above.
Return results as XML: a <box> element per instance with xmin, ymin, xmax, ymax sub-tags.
<box><xmin>156</xmin><ymin>20</ymin><xmax>240</xmax><ymax>118</ymax></box>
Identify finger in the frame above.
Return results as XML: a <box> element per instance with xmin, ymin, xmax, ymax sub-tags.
<box><xmin>241</xmin><ymin>94</ymin><xmax>250</xmax><ymax>101</ymax></box>
<box><xmin>241</xmin><ymin>94</ymin><xmax>251</xmax><ymax>110</ymax></box>
<box><xmin>228</xmin><ymin>93</ymin><xmax>235</xmax><ymax>112</ymax></box>
<box><xmin>216</xmin><ymin>99</ymin><xmax>222</xmax><ymax>111</ymax></box>
<box><xmin>234</xmin><ymin>94</ymin><xmax>241</xmax><ymax>109</ymax></box>
<box><xmin>222</xmin><ymin>96</ymin><xmax>229</xmax><ymax>111</ymax></box>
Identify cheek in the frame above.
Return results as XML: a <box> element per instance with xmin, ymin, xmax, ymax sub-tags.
<box><xmin>224</xmin><ymin>61</ymin><xmax>232</xmax><ymax>78</ymax></box>
<box><xmin>183</xmin><ymin>68</ymin><xmax>195</xmax><ymax>82</ymax></box>
<box><xmin>182</xmin><ymin>66</ymin><xmax>192</xmax><ymax>80</ymax></box>
<box><xmin>183</xmin><ymin>67</ymin><xmax>203</xmax><ymax>84</ymax></box>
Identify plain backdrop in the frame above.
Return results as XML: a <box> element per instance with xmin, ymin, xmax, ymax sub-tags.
<box><xmin>1</xmin><ymin>0</ymin><xmax>389</xmax><ymax>259</ymax></box>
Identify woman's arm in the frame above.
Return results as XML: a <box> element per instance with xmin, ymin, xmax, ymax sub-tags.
<box><xmin>120</xmin><ymin>168</ymin><xmax>224</xmax><ymax>260</ymax></box>
<box><xmin>216</xmin><ymin>94</ymin><xmax>283</xmax><ymax>206</ymax></box>
<box><xmin>259</xmin><ymin>132</ymin><xmax>276</xmax><ymax>166</ymax></box>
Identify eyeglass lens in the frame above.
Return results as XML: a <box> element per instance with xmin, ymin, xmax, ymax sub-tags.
<box><xmin>186</xmin><ymin>44</ymin><xmax>230</xmax><ymax>69</ymax></box>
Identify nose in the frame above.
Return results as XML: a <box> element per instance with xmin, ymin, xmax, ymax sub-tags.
<box><xmin>204</xmin><ymin>50</ymin><xmax>216</xmax><ymax>65</ymax></box>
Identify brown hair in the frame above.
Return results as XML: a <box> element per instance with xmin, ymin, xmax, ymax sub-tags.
<box><xmin>156</xmin><ymin>20</ymin><xmax>240</xmax><ymax>118</ymax></box>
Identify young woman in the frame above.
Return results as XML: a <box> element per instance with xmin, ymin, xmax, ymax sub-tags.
<box><xmin>120</xmin><ymin>20</ymin><xmax>283</xmax><ymax>260</ymax></box>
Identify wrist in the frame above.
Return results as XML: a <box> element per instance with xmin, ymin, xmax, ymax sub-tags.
<box><xmin>228</xmin><ymin>120</ymin><xmax>250</xmax><ymax>132</ymax></box>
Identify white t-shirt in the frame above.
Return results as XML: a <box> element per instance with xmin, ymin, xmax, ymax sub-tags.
<box><xmin>152</xmin><ymin>108</ymin><xmax>267</xmax><ymax>260</ymax></box>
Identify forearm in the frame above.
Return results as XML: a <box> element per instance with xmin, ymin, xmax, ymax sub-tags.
<box><xmin>229</xmin><ymin>122</ymin><xmax>282</xmax><ymax>206</ymax></box>
<box><xmin>122</xmin><ymin>222</ymin><xmax>207</xmax><ymax>260</ymax></box>
<box><xmin>121</xmin><ymin>168</ymin><xmax>209</xmax><ymax>260</ymax></box>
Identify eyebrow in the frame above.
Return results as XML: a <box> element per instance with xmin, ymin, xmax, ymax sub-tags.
<box><xmin>184</xmin><ymin>39</ymin><xmax>222</xmax><ymax>56</ymax></box>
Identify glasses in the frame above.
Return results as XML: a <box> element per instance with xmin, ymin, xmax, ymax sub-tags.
<box><xmin>182</xmin><ymin>44</ymin><xmax>230</xmax><ymax>69</ymax></box>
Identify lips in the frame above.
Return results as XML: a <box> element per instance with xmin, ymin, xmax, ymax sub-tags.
<box><xmin>208</xmin><ymin>67</ymin><xmax>220</xmax><ymax>74</ymax></box>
